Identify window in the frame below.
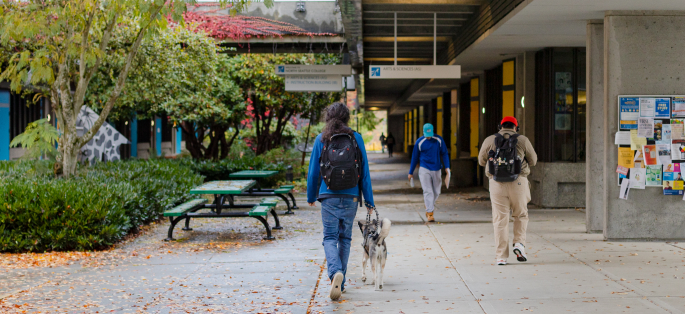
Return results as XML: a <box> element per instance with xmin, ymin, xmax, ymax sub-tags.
<box><xmin>9</xmin><ymin>92</ymin><xmax>44</xmax><ymax>142</ymax></box>
<box><xmin>535</xmin><ymin>48</ymin><xmax>586</xmax><ymax>162</ymax></box>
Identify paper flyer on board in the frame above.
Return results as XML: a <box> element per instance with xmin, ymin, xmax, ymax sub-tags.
<box><xmin>663</xmin><ymin>163</ymin><xmax>683</xmax><ymax>195</ymax></box>
<box><xmin>657</xmin><ymin>144</ymin><xmax>672</xmax><ymax>165</ymax></box>
<box><xmin>672</xmin><ymin>120</ymin><xmax>685</xmax><ymax>140</ymax></box>
<box><xmin>614</xmin><ymin>131</ymin><xmax>631</xmax><ymax>145</ymax></box>
<box><xmin>618</xmin><ymin>147</ymin><xmax>635</xmax><ymax>168</ymax></box>
<box><xmin>630</xmin><ymin>130</ymin><xmax>647</xmax><ymax>150</ymax></box>
<box><xmin>655</xmin><ymin>98</ymin><xmax>671</xmax><ymax>119</ymax></box>
<box><xmin>629</xmin><ymin>168</ymin><xmax>646</xmax><ymax>189</ymax></box>
<box><xmin>643</xmin><ymin>145</ymin><xmax>658</xmax><ymax>165</ymax></box>
<box><xmin>658</xmin><ymin>124</ymin><xmax>672</xmax><ymax>144</ymax></box>
<box><xmin>616</xmin><ymin>165</ymin><xmax>629</xmax><ymax>176</ymax></box>
<box><xmin>646</xmin><ymin>165</ymin><xmax>662</xmax><ymax>186</ymax></box>
<box><xmin>653</xmin><ymin>121</ymin><xmax>663</xmax><ymax>142</ymax></box>
<box><xmin>673</xmin><ymin>97</ymin><xmax>685</xmax><ymax>118</ymax></box>
<box><xmin>672</xmin><ymin>140</ymin><xmax>685</xmax><ymax>160</ymax></box>
<box><xmin>619</xmin><ymin>178</ymin><xmax>631</xmax><ymax>200</ymax></box>
<box><xmin>640</xmin><ymin>98</ymin><xmax>656</xmax><ymax>117</ymax></box>
<box><xmin>620</xmin><ymin>97</ymin><xmax>639</xmax><ymax>129</ymax></box>
<box><xmin>638</xmin><ymin>118</ymin><xmax>654</xmax><ymax>138</ymax></box>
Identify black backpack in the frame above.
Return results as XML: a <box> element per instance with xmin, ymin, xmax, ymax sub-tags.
<box><xmin>320</xmin><ymin>133</ymin><xmax>363</xmax><ymax>201</ymax></box>
<box><xmin>487</xmin><ymin>133</ymin><xmax>522</xmax><ymax>182</ymax></box>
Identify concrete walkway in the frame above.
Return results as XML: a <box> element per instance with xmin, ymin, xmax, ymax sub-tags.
<box><xmin>3</xmin><ymin>155</ymin><xmax>685</xmax><ymax>313</ymax></box>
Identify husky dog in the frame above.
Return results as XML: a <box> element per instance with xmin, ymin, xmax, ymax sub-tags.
<box><xmin>358</xmin><ymin>218</ymin><xmax>391</xmax><ymax>290</ymax></box>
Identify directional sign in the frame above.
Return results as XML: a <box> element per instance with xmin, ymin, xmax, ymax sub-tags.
<box><xmin>285</xmin><ymin>75</ymin><xmax>343</xmax><ymax>92</ymax></box>
<box><xmin>369</xmin><ymin>65</ymin><xmax>461</xmax><ymax>79</ymax></box>
<box><xmin>276</xmin><ymin>65</ymin><xmax>352</xmax><ymax>76</ymax></box>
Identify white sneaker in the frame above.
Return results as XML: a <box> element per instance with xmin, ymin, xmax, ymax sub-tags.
<box><xmin>496</xmin><ymin>259</ymin><xmax>507</xmax><ymax>265</ymax></box>
<box><xmin>329</xmin><ymin>272</ymin><xmax>344</xmax><ymax>300</ymax></box>
<box><xmin>513</xmin><ymin>243</ymin><xmax>527</xmax><ymax>262</ymax></box>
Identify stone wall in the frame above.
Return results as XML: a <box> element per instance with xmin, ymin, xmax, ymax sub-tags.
<box><xmin>529</xmin><ymin>162</ymin><xmax>586</xmax><ymax>208</ymax></box>
<box><xmin>603</xmin><ymin>11</ymin><xmax>685</xmax><ymax>240</ymax></box>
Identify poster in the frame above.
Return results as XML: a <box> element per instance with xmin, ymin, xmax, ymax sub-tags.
<box><xmin>643</xmin><ymin>145</ymin><xmax>658</xmax><ymax>165</ymax></box>
<box><xmin>618</xmin><ymin>147</ymin><xmax>635</xmax><ymax>168</ymax></box>
<box><xmin>673</xmin><ymin>97</ymin><xmax>685</xmax><ymax>118</ymax></box>
<box><xmin>671</xmin><ymin>120</ymin><xmax>684</xmax><ymax>140</ymax></box>
<box><xmin>660</xmin><ymin>124</ymin><xmax>672</xmax><ymax>144</ymax></box>
<box><xmin>672</xmin><ymin>140</ymin><xmax>685</xmax><ymax>160</ymax></box>
<box><xmin>620</xmin><ymin>97</ymin><xmax>639</xmax><ymax>129</ymax></box>
<box><xmin>639</xmin><ymin>98</ymin><xmax>656</xmax><ymax>117</ymax></box>
<box><xmin>657</xmin><ymin>143</ymin><xmax>672</xmax><ymax>165</ymax></box>
<box><xmin>653</xmin><ymin>121</ymin><xmax>663</xmax><ymax>141</ymax></box>
<box><xmin>615</xmin><ymin>131</ymin><xmax>631</xmax><ymax>145</ymax></box>
<box><xmin>638</xmin><ymin>118</ymin><xmax>654</xmax><ymax>138</ymax></box>
<box><xmin>629</xmin><ymin>168</ymin><xmax>646</xmax><ymax>189</ymax></box>
<box><xmin>555</xmin><ymin>72</ymin><xmax>572</xmax><ymax>90</ymax></box>
<box><xmin>619</xmin><ymin>179</ymin><xmax>631</xmax><ymax>200</ymax></box>
<box><xmin>617</xmin><ymin>165</ymin><xmax>629</xmax><ymax>176</ymax></box>
<box><xmin>655</xmin><ymin>98</ymin><xmax>671</xmax><ymax>118</ymax></box>
<box><xmin>630</xmin><ymin>130</ymin><xmax>647</xmax><ymax>150</ymax></box>
<box><xmin>646</xmin><ymin>165</ymin><xmax>662</xmax><ymax>186</ymax></box>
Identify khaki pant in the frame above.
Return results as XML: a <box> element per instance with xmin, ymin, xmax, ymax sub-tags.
<box><xmin>488</xmin><ymin>176</ymin><xmax>531</xmax><ymax>259</ymax></box>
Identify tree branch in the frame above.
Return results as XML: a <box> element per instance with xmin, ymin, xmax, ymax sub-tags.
<box><xmin>78</xmin><ymin>3</ymin><xmax>165</xmax><ymax>147</ymax></box>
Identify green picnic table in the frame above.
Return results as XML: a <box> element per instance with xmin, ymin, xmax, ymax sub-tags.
<box><xmin>229</xmin><ymin>170</ymin><xmax>299</xmax><ymax>213</ymax></box>
<box><xmin>163</xmin><ymin>180</ymin><xmax>282</xmax><ymax>241</ymax></box>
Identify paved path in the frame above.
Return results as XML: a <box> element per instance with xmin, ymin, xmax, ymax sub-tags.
<box><xmin>3</xmin><ymin>156</ymin><xmax>685</xmax><ymax>313</ymax></box>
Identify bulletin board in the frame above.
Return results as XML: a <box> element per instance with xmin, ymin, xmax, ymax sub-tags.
<box><xmin>616</xmin><ymin>95</ymin><xmax>685</xmax><ymax>195</ymax></box>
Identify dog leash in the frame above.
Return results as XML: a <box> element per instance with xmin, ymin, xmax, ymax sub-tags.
<box><xmin>362</xmin><ymin>205</ymin><xmax>380</xmax><ymax>254</ymax></box>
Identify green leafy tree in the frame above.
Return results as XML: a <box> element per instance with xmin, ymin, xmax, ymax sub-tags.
<box><xmin>0</xmin><ymin>0</ymin><xmax>250</xmax><ymax>177</ymax></box>
<box><xmin>9</xmin><ymin>118</ymin><xmax>60</xmax><ymax>160</ymax></box>
<box><xmin>86</xmin><ymin>25</ymin><xmax>245</xmax><ymax>160</ymax></box>
<box><xmin>226</xmin><ymin>54</ymin><xmax>342</xmax><ymax>155</ymax></box>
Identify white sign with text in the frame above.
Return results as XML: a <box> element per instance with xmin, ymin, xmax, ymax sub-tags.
<box><xmin>285</xmin><ymin>75</ymin><xmax>343</xmax><ymax>92</ymax></box>
<box><xmin>369</xmin><ymin>65</ymin><xmax>461</xmax><ymax>79</ymax></box>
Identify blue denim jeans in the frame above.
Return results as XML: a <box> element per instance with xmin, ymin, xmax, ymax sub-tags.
<box><xmin>321</xmin><ymin>197</ymin><xmax>358</xmax><ymax>290</ymax></box>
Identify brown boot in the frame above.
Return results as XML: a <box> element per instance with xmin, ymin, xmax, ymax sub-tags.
<box><xmin>426</xmin><ymin>212</ymin><xmax>435</xmax><ymax>222</ymax></box>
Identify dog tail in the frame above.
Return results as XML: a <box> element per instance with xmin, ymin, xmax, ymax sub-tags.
<box><xmin>377</xmin><ymin>218</ymin><xmax>392</xmax><ymax>244</ymax></box>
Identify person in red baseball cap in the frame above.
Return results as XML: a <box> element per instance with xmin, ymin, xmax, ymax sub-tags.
<box><xmin>477</xmin><ymin>116</ymin><xmax>538</xmax><ymax>266</ymax></box>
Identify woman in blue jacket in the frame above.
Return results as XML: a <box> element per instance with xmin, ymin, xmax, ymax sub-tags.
<box><xmin>307</xmin><ymin>102</ymin><xmax>375</xmax><ymax>301</ymax></box>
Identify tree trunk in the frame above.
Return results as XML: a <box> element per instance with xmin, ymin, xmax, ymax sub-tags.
<box><xmin>60</xmin><ymin>130</ymin><xmax>81</xmax><ymax>178</ymax></box>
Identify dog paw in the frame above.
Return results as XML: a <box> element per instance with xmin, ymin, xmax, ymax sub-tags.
<box><xmin>361</xmin><ymin>276</ymin><xmax>366</xmax><ymax>282</ymax></box>
<box><xmin>379</xmin><ymin>285</ymin><xmax>383</xmax><ymax>289</ymax></box>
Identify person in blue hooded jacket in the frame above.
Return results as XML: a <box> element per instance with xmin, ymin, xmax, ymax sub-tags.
<box><xmin>307</xmin><ymin>102</ymin><xmax>375</xmax><ymax>301</ymax></box>
<box><xmin>408</xmin><ymin>123</ymin><xmax>450</xmax><ymax>222</ymax></box>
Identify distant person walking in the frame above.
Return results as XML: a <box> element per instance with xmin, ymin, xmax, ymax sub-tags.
<box><xmin>408</xmin><ymin>123</ymin><xmax>450</xmax><ymax>222</ymax></box>
<box><xmin>380</xmin><ymin>133</ymin><xmax>386</xmax><ymax>153</ymax></box>
<box><xmin>478</xmin><ymin>116</ymin><xmax>537</xmax><ymax>266</ymax></box>
<box><xmin>307</xmin><ymin>102</ymin><xmax>375</xmax><ymax>301</ymax></box>
<box><xmin>386</xmin><ymin>133</ymin><xmax>395</xmax><ymax>157</ymax></box>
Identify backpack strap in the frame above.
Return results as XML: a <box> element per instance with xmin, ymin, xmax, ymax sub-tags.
<box><xmin>350</xmin><ymin>132</ymin><xmax>363</xmax><ymax>207</ymax></box>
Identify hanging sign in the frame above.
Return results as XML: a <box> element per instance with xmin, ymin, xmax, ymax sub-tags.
<box><xmin>275</xmin><ymin>65</ymin><xmax>351</xmax><ymax>76</ymax></box>
<box><xmin>284</xmin><ymin>75</ymin><xmax>343</xmax><ymax>92</ymax></box>
<box><xmin>369</xmin><ymin>65</ymin><xmax>461</xmax><ymax>79</ymax></box>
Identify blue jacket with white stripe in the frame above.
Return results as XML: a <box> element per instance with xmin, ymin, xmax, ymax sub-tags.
<box><xmin>409</xmin><ymin>135</ymin><xmax>450</xmax><ymax>174</ymax></box>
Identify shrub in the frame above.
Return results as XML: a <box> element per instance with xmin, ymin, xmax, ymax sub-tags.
<box><xmin>0</xmin><ymin>159</ymin><xmax>204</xmax><ymax>252</ymax></box>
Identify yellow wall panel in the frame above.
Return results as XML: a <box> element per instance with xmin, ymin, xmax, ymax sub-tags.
<box><xmin>503</xmin><ymin>60</ymin><xmax>515</xmax><ymax>86</ymax></box>
<box><xmin>470</xmin><ymin>78</ymin><xmax>479</xmax><ymax>97</ymax></box>
<box><xmin>451</xmin><ymin>106</ymin><xmax>457</xmax><ymax>160</ymax></box>
<box><xmin>502</xmin><ymin>90</ymin><xmax>515</xmax><ymax>118</ymax></box>
<box><xmin>437</xmin><ymin>97</ymin><xmax>443</xmax><ymax>137</ymax></box>
<box><xmin>470</xmin><ymin>101</ymin><xmax>479</xmax><ymax>157</ymax></box>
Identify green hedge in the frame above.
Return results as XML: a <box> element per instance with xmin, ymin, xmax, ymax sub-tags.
<box><xmin>0</xmin><ymin>159</ymin><xmax>203</xmax><ymax>252</ymax></box>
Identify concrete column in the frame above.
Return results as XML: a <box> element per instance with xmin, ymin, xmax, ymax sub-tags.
<box><xmin>522</xmin><ymin>52</ymin><xmax>536</xmax><ymax>144</ymax></box>
<box><xmin>515</xmin><ymin>54</ymin><xmax>524</xmax><ymax>124</ymax></box>
<box><xmin>586</xmin><ymin>20</ymin><xmax>605</xmax><ymax>233</ymax></box>
<box><xmin>604</xmin><ymin>11</ymin><xmax>685</xmax><ymax>240</ymax></box>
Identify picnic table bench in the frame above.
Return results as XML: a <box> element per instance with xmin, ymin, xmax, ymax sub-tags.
<box><xmin>228</xmin><ymin>170</ymin><xmax>299</xmax><ymax>215</ymax></box>
<box><xmin>163</xmin><ymin>180</ymin><xmax>282</xmax><ymax>241</ymax></box>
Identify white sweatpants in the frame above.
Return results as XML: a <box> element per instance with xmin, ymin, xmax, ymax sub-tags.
<box><xmin>419</xmin><ymin>167</ymin><xmax>442</xmax><ymax>212</ymax></box>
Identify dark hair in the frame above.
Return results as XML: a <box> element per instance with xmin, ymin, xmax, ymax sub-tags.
<box><xmin>502</xmin><ymin>122</ymin><xmax>516</xmax><ymax>129</ymax></box>
<box><xmin>321</xmin><ymin>102</ymin><xmax>352</xmax><ymax>142</ymax></box>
